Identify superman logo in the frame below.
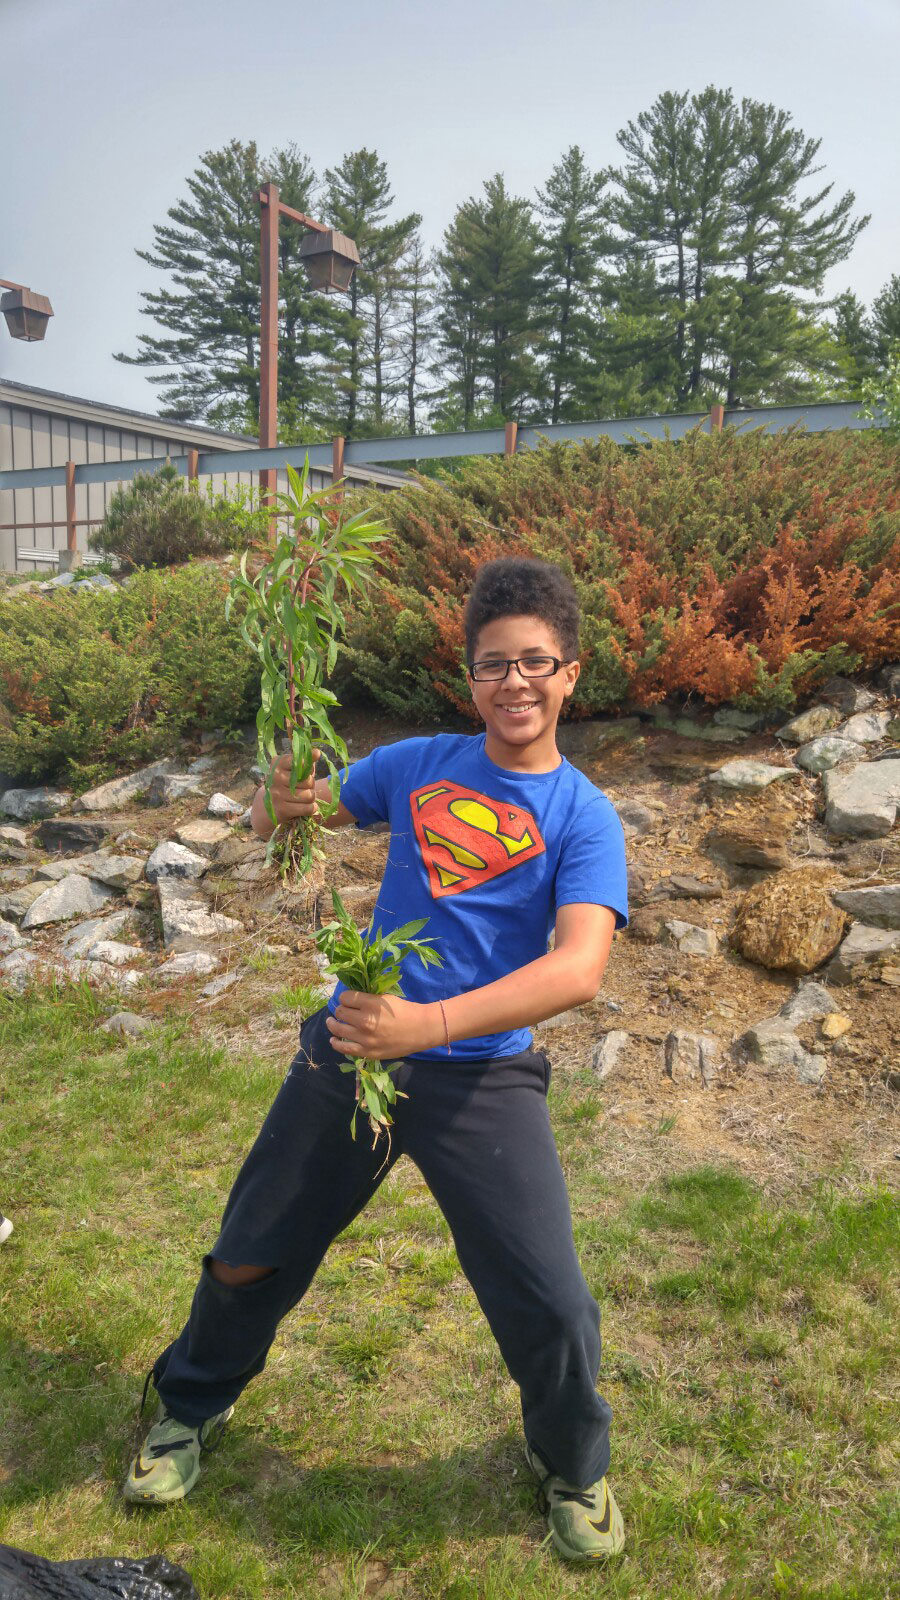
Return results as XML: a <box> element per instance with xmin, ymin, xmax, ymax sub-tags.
<box><xmin>410</xmin><ymin>780</ymin><xmax>545</xmax><ymax>898</ymax></box>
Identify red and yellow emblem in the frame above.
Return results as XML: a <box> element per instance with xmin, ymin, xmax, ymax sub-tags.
<box><xmin>410</xmin><ymin>780</ymin><xmax>545</xmax><ymax>898</ymax></box>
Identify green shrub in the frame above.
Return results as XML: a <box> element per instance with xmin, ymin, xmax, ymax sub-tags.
<box><xmin>0</xmin><ymin>565</ymin><xmax>258</xmax><ymax>786</ymax></box>
<box><xmin>339</xmin><ymin>428</ymin><xmax>900</xmax><ymax>718</ymax></box>
<box><xmin>89</xmin><ymin>464</ymin><xmax>267</xmax><ymax>570</ymax></box>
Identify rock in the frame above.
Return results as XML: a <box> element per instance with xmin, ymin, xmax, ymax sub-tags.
<box><xmin>84</xmin><ymin>939</ymin><xmax>145</xmax><ymax>966</ymax></box>
<box><xmin>593</xmin><ymin>716</ymin><xmax>643</xmax><ymax>746</ymax></box>
<box><xmin>704</xmin><ymin>822</ymin><xmax>790</xmax><ymax>873</ymax></box>
<box><xmin>713</xmin><ymin>707</ymin><xmax>768</xmax><ymax>731</ymax></box>
<box><xmin>0</xmin><ymin>950</ymin><xmax>46</xmax><ymax>992</ymax></box>
<box><xmin>37</xmin><ymin>818</ymin><xmax>110</xmax><ymax>853</ymax></box>
<box><xmin>62</xmin><ymin>911</ymin><xmax>133</xmax><ymax>958</ymax></box>
<box><xmin>238</xmin><ymin>809</ymin><xmax>253</xmax><ymax>828</ymax></box>
<box><xmin>795</xmin><ymin>735</ymin><xmax>864</xmax><ymax>774</ymax></box>
<box><xmin>313</xmin><ymin>951</ymin><xmax>337</xmax><ymax>997</ymax></box>
<box><xmin>663</xmin><ymin>1029</ymin><xmax>720</xmax><ymax>1086</ymax></box>
<box><xmin>590</xmin><ymin>1030</ymin><xmax>629</xmax><ymax>1079</ymax></box>
<box><xmin>155</xmin><ymin>951</ymin><xmax>220</xmax><ymax>981</ymax></box>
<box><xmin>831</xmin><ymin>884</ymin><xmax>900</xmax><ymax>928</ymax></box>
<box><xmin>72</xmin><ymin>758</ymin><xmax>179</xmax><ymax>813</ymax></box>
<box><xmin>877</xmin><ymin>662</ymin><xmax>900</xmax><ymax>698</ymax></box>
<box><xmin>739</xmin><ymin>1017</ymin><xmax>826</xmax><ymax>1084</ymax></box>
<box><xmin>730</xmin><ymin>869</ymin><xmax>846</xmax><ymax>974</ymax></box>
<box><xmin>820</xmin><ymin>677</ymin><xmax>876</xmax><ymax>715</ymax></box>
<box><xmin>36</xmin><ymin>852</ymin><xmax>145</xmax><ymax>889</ymax></box>
<box><xmin>0</xmin><ymin>865</ymin><xmax>35</xmax><ymax>886</ymax></box>
<box><xmin>0</xmin><ymin>787</ymin><xmax>71</xmax><ymax>821</ymax></box>
<box><xmin>615</xmin><ymin>799</ymin><xmax>658</xmax><ymax>837</ymax></box>
<box><xmin>651</xmin><ymin>711</ymin><xmax>746</xmax><ymax>743</ymax></box>
<box><xmin>626</xmin><ymin>906</ymin><xmax>670</xmax><ymax>942</ymax></box>
<box><xmin>200</xmin><ymin>969</ymin><xmax>245</xmax><ymax>998</ymax></box>
<box><xmin>0</xmin><ymin>825</ymin><xmax>30</xmax><ymax>851</ymax></box>
<box><xmin>820</xmin><ymin>1013</ymin><xmax>851</xmax><ymax>1040</ymax></box>
<box><xmin>650</xmin><ymin>873</ymin><xmax>723</xmax><ymax>901</ymax></box>
<box><xmin>823</xmin><ymin>760</ymin><xmax>900</xmax><ymax>837</ymax></box>
<box><xmin>708</xmin><ymin>759</ymin><xmax>798</xmax><ymax>791</ymax></box>
<box><xmin>208</xmin><ymin>834</ymin><xmax>264</xmax><ymax>870</ymax></box>
<box><xmin>0</xmin><ymin>919</ymin><xmax>26</xmax><ymax>952</ymax></box>
<box><xmin>827</xmin><ymin>923</ymin><xmax>900</xmax><ymax>983</ymax></box>
<box><xmin>145</xmin><ymin>842</ymin><xmax>208</xmax><ymax>882</ymax></box>
<box><xmin>839</xmin><ymin>710</ymin><xmax>893</xmax><ymax>745</ymax></box>
<box><xmin>233</xmin><ymin>858</ymin><xmax>273</xmax><ymax>885</ymax></box>
<box><xmin>207</xmin><ymin>792</ymin><xmax>243</xmax><ymax>818</ymax></box>
<box><xmin>187</xmin><ymin>754</ymin><xmax>219</xmax><ymax>774</ymax></box>
<box><xmin>114</xmin><ymin>830</ymin><xmax>150</xmax><ymax>849</ymax></box>
<box><xmin>664</xmin><ymin>920</ymin><xmax>719</xmax><ymax>957</ymax></box>
<box><xmin>157</xmin><ymin>879</ymin><xmax>242</xmax><ymax>951</ymax></box>
<box><xmin>145</xmin><ymin>773</ymin><xmax>206</xmax><ymax>807</ymax></box>
<box><xmin>0</xmin><ymin>881</ymin><xmax>56</xmax><ymax>921</ymax></box>
<box><xmin>22</xmin><ymin>875</ymin><xmax>116</xmax><ymax>929</ymax></box>
<box><xmin>174</xmin><ymin>818</ymin><xmax>234</xmax><ymax>857</ymax></box>
<box><xmin>101</xmin><ymin>1011</ymin><xmax>153</xmax><ymax>1038</ymax></box>
<box><xmin>777</xmin><ymin>705</ymin><xmax>841</xmax><ymax>743</ymax></box>
<box><xmin>779</xmin><ymin>981</ymin><xmax>839</xmax><ymax>1023</ymax></box>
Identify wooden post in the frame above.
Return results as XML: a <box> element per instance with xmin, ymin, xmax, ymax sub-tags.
<box><xmin>187</xmin><ymin>447</ymin><xmax>199</xmax><ymax>483</ymax></box>
<box><xmin>709</xmin><ymin>403</ymin><xmax>725</xmax><ymax>432</ymax></box>
<box><xmin>504</xmin><ymin>420</ymin><xmax>518</xmax><ymax>456</ymax></box>
<box><xmin>332</xmin><ymin>435</ymin><xmax>345</xmax><ymax>498</ymax></box>
<box><xmin>65</xmin><ymin>460</ymin><xmax>77</xmax><ymax>553</ymax></box>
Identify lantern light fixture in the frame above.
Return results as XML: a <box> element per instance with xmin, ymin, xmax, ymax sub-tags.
<box><xmin>298</xmin><ymin>229</ymin><xmax>361</xmax><ymax>295</ymax></box>
<box><xmin>0</xmin><ymin>282</ymin><xmax>54</xmax><ymax>342</ymax></box>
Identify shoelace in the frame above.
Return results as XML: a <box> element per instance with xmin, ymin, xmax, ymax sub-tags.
<box><xmin>137</xmin><ymin>1368</ymin><xmax>226</xmax><ymax>1454</ymax></box>
<box><xmin>533</xmin><ymin>1459</ymin><xmax>599</xmax><ymax>1515</ymax></box>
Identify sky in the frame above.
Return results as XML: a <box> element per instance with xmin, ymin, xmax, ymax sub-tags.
<box><xmin>1</xmin><ymin>0</ymin><xmax>898</xmax><ymax>417</ymax></box>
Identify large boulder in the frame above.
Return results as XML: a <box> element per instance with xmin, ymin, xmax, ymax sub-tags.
<box><xmin>663</xmin><ymin>920</ymin><xmax>719</xmax><ymax>957</ymax></box>
<box><xmin>157</xmin><ymin>878</ymin><xmax>242</xmax><ymax>951</ymax></box>
<box><xmin>663</xmin><ymin>1030</ymin><xmax>720</xmax><ymax>1086</ymax></box>
<box><xmin>145</xmin><ymin>842</ymin><xmax>208</xmax><ymax>883</ymax></box>
<box><xmin>795</xmin><ymin>735</ymin><xmax>864</xmax><ymax>774</ymax></box>
<box><xmin>36</xmin><ymin>852</ymin><xmax>145</xmax><ymax>889</ymax></box>
<box><xmin>823</xmin><ymin>760</ymin><xmax>900</xmax><ymax>837</ymax></box>
<box><xmin>72</xmin><ymin>759</ymin><xmax>179</xmax><ymax>813</ymax></box>
<box><xmin>839</xmin><ymin>710</ymin><xmax>893</xmax><ymax>744</ymax></box>
<box><xmin>37</xmin><ymin>817</ymin><xmax>110</xmax><ymax>853</ymax></box>
<box><xmin>590</xmin><ymin>1030</ymin><xmax>629</xmax><ymax>1079</ymax></box>
<box><xmin>739</xmin><ymin>1017</ymin><xmax>826</xmax><ymax>1084</ymax></box>
<box><xmin>22</xmin><ymin>875</ymin><xmax>116</xmax><ymax>929</ymax></box>
<box><xmin>174</xmin><ymin>818</ymin><xmax>234</xmax><ymax>858</ymax></box>
<box><xmin>777</xmin><ymin>705</ymin><xmax>841</xmax><ymax>743</ymax></box>
<box><xmin>0</xmin><ymin>788</ymin><xmax>71</xmax><ymax>822</ymax></box>
<box><xmin>730</xmin><ymin>869</ymin><xmax>846</xmax><ymax>974</ymax></box>
<box><xmin>821</xmin><ymin>677</ymin><xmax>876</xmax><ymax>715</ymax></box>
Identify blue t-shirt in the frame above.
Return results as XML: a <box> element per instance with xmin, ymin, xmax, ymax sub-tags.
<box><xmin>329</xmin><ymin>732</ymin><xmax>628</xmax><ymax>1061</ymax></box>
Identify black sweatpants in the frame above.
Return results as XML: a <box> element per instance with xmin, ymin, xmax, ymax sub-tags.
<box><xmin>152</xmin><ymin>1007</ymin><xmax>612</xmax><ymax>1487</ymax></box>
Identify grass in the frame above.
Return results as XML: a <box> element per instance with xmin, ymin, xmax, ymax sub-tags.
<box><xmin>0</xmin><ymin>982</ymin><xmax>897</xmax><ymax>1598</ymax></box>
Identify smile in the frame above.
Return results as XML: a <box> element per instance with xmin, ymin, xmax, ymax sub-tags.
<box><xmin>497</xmin><ymin>702</ymin><xmax>537</xmax><ymax>716</ymax></box>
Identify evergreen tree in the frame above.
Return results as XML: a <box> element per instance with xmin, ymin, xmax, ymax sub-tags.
<box><xmin>324</xmin><ymin>149</ymin><xmax>420</xmax><ymax>436</ymax></box>
<box><xmin>871</xmin><ymin>274</ymin><xmax>900</xmax><ymax>365</ymax></box>
<box><xmin>828</xmin><ymin>290</ymin><xmax>879</xmax><ymax>396</ymax></box>
<box><xmin>536</xmin><ymin>146</ymin><xmax>611</xmax><ymax>421</ymax></box>
<box><xmin>436</xmin><ymin>175</ymin><xmax>542</xmax><ymax>425</ymax></box>
<box><xmin>391</xmin><ymin>234</ymin><xmax>437</xmax><ymax>433</ymax></box>
<box><xmin>115</xmin><ymin>140</ymin><xmax>336</xmax><ymax>427</ymax></box>
<box><xmin>718</xmin><ymin>97</ymin><xmax>868</xmax><ymax>405</ymax></box>
<box><xmin>607</xmin><ymin>89</ymin><xmax>868</xmax><ymax>409</ymax></box>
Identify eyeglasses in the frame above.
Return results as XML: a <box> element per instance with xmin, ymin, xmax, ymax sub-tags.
<box><xmin>469</xmin><ymin>655</ymin><xmax>570</xmax><ymax>682</ymax></box>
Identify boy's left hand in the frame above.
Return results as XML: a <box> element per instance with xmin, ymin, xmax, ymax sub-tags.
<box><xmin>326</xmin><ymin>992</ymin><xmax>439</xmax><ymax>1060</ymax></box>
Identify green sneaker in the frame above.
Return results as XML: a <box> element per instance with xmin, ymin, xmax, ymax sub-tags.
<box><xmin>123</xmin><ymin>1402</ymin><xmax>233</xmax><ymax>1505</ymax></box>
<box><xmin>526</xmin><ymin>1443</ymin><xmax>625</xmax><ymax>1560</ymax></box>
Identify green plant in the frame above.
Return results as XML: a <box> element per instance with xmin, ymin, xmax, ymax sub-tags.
<box><xmin>89</xmin><ymin>463</ymin><xmax>260</xmax><ymax>570</ymax></box>
<box><xmin>860</xmin><ymin>342</ymin><xmax>900</xmax><ymax>442</ymax></box>
<box><xmin>315</xmin><ymin>889</ymin><xmax>442</xmax><ymax>1145</ymax></box>
<box><xmin>227</xmin><ymin>459</ymin><xmax>390</xmax><ymax>877</ymax></box>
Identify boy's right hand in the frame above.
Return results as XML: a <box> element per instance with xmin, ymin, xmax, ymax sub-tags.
<box><xmin>266</xmin><ymin>749</ymin><xmax>321</xmax><ymax>825</ymax></box>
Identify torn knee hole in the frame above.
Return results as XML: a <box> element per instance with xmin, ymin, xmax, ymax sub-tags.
<box><xmin>208</xmin><ymin>1258</ymin><xmax>277</xmax><ymax>1287</ymax></box>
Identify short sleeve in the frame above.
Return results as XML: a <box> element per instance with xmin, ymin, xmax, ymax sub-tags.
<box><xmin>554</xmin><ymin>797</ymin><xmax>629</xmax><ymax>928</ymax></box>
<box><xmin>338</xmin><ymin>744</ymin><xmax>393</xmax><ymax>828</ymax></box>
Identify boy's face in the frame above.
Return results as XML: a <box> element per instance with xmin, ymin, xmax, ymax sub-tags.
<box><xmin>467</xmin><ymin>614</ymin><xmax>580</xmax><ymax>770</ymax></box>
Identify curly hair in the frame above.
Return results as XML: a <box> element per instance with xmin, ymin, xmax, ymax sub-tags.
<box><xmin>464</xmin><ymin>557</ymin><xmax>579</xmax><ymax>664</ymax></box>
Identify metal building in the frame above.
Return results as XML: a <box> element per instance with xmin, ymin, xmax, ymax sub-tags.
<box><xmin>0</xmin><ymin>380</ymin><xmax>407</xmax><ymax>572</ymax></box>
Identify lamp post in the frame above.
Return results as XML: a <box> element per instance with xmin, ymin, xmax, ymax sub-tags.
<box><xmin>1</xmin><ymin>278</ymin><xmax>53</xmax><ymax>342</ymax></box>
<box><xmin>257</xmin><ymin>183</ymin><xmax>360</xmax><ymax>521</ymax></box>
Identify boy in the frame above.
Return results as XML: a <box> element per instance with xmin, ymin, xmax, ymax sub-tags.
<box><xmin>124</xmin><ymin>557</ymin><xmax>628</xmax><ymax>1562</ymax></box>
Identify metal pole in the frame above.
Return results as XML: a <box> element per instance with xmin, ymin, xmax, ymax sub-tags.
<box><xmin>504</xmin><ymin>421</ymin><xmax>518</xmax><ymax>456</ymax></box>
<box><xmin>187</xmin><ymin>448</ymin><xmax>199</xmax><ymax>483</ymax></box>
<box><xmin>259</xmin><ymin>182</ymin><xmax>280</xmax><ymax>533</ymax></box>
<box><xmin>709</xmin><ymin>404</ymin><xmax>725</xmax><ymax>432</ymax></box>
<box><xmin>65</xmin><ymin>460</ymin><xmax>77</xmax><ymax>553</ymax></box>
<box><xmin>332</xmin><ymin>435</ymin><xmax>345</xmax><ymax>497</ymax></box>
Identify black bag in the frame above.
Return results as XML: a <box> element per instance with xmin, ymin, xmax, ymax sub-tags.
<box><xmin>0</xmin><ymin>1546</ymin><xmax>199</xmax><ymax>1600</ymax></box>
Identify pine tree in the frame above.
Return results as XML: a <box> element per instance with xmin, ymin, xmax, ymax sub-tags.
<box><xmin>324</xmin><ymin>149</ymin><xmax>420</xmax><ymax>436</ymax></box>
<box><xmin>828</xmin><ymin>291</ymin><xmax>879</xmax><ymax>396</ymax></box>
<box><xmin>436</xmin><ymin>175</ymin><xmax>542</xmax><ymax>426</ymax></box>
<box><xmin>536</xmin><ymin>146</ymin><xmax>611</xmax><ymax>421</ymax></box>
<box><xmin>718</xmin><ymin>97</ymin><xmax>868</xmax><ymax>405</ymax></box>
<box><xmin>115</xmin><ymin>140</ymin><xmax>337</xmax><ymax>428</ymax></box>
<box><xmin>392</xmin><ymin>234</ymin><xmax>437</xmax><ymax>433</ymax></box>
<box><xmin>871</xmin><ymin>274</ymin><xmax>900</xmax><ymax>365</ymax></box>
